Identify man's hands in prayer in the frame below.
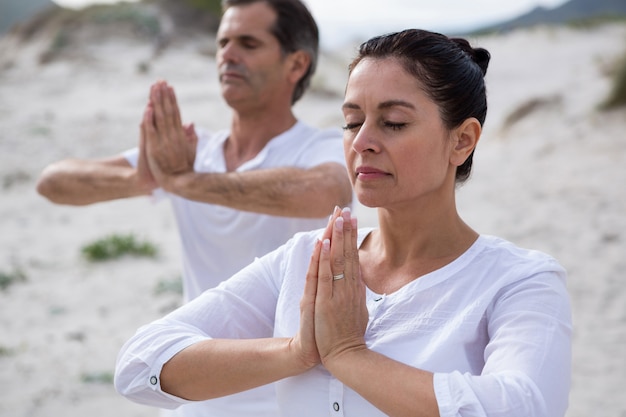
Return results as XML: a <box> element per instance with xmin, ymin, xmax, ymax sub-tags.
<box><xmin>140</xmin><ymin>80</ymin><xmax>197</xmax><ymax>191</ymax></box>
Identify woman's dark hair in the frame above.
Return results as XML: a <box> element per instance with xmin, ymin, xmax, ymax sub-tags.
<box><xmin>349</xmin><ymin>29</ymin><xmax>490</xmax><ymax>183</ymax></box>
<box><xmin>222</xmin><ymin>0</ymin><xmax>319</xmax><ymax>104</ymax></box>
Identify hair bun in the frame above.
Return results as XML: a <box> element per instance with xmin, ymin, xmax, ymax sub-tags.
<box><xmin>451</xmin><ymin>38</ymin><xmax>490</xmax><ymax>76</ymax></box>
<box><xmin>472</xmin><ymin>47</ymin><xmax>491</xmax><ymax>76</ymax></box>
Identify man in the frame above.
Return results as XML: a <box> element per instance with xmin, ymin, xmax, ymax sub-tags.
<box><xmin>37</xmin><ymin>0</ymin><xmax>351</xmax><ymax>415</ymax></box>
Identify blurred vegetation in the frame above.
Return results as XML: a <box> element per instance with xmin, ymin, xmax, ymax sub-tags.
<box><xmin>11</xmin><ymin>0</ymin><xmax>223</xmax><ymax>63</ymax></box>
<box><xmin>85</xmin><ymin>3</ymin><xmax>162</xmax><ymax>37</ymax></box>
<box><xmin>2</xmin><ymin>170</ymin><xmax>31</xmax><ymax>190</ymax></box>
<box><xmin>0</xmin><ymin>267</ymin><xmax>27</xmax><ymax>291</ymax></box>
<box><xmin>154</xmin><ymin>276</ymin><xmax>183</xmax><ymax>295</ymax></box>
<box><xmin>0</xmin><ymin>345</ymin><xmax>16</xmax><ymax>357</ymax></box>
<box><xmin>81</xmin><ymin>370</ymin><xmax>115</xmax><ymax>384</ymax></box>
<box><xmin>81</xmin><ymin>234</ymin><xmax>158</xmax><ymax>262</ymax></box>
<box><xmin>471</xmin><ymin>15</ymin><xmax>626</xmax><ymax>37</ymax></box>
<box><xmin>566</xmin><ymin>14</ymin><xmax>626</xmax><ymax>29</ymax></box>
<box><xmin>183</xmin><ymin>0</ymin><xmax>222</xmax><ymax>15</ymax></box>
<box><xmin>602</xmin><ymin>51</ymin><xmax>626</xmax><ymax>109</ymax></box>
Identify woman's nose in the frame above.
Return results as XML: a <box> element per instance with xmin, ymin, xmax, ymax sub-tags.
<box><xmin>351</xmin><ymin>124</ymin><xmax>380</xmax><ymax>154</ymax></box>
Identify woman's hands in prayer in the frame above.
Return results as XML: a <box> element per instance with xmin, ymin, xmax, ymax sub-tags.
<box><xmin>295</xmin><ymin>207</ymin><xmax>369</xmax><ymax>371</ymax></box>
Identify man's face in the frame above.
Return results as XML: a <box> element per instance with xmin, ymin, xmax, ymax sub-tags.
<box><xmin>216</xmin><ymin>2</ymin><xmax>292</xmax><ymax>110</ymax></box>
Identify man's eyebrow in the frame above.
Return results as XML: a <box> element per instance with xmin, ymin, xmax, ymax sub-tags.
<box><xmin>342</xmin><ymin>102</ymin><xmax>360</xmax><ymax>110</ymax></box>
<box><xmin>218</xmin><ymin>34</ymin><xmax>262</xmax><ymax>44</ymax></box>
<box><xmin>237</xmin><ymin>34</ymin><xmax>261</xmax><ymax>43</ymax></box>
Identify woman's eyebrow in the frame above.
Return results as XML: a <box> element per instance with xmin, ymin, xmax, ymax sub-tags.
<box><xmin>378</xmin><ymin>100</ymin><xmax>415</xmax><ymax>110</ymax></box>
<box><xmin>341</xmin><ymin>100</ymin><xmax>416</xmax><ymax>111</ymax></box>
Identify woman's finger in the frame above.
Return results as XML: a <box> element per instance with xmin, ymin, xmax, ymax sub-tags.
<box><xmin>295</xmin><ymin>239</ymin><xmax>322</xmax><ymax>367</ymax></box>
<box><xmin>321</xmin><ymin>206</ymin><xmax>342</xmax><ymax>242</ymax></box>
<box><xmin>316</xmin><ymin>238</ymin><xmax>333</xmax><ymax>300</ymax></box>
<box><xmin>303</xmin><ymin>239</ymin><xmax>321</xmax><ymax>302</ymax></box>
<box><xmin>348</xmin><ymin>215</ymin><xmax>362</xmax><ymax>296</ymax></box>
<box><xmin>340</xmin><ymin>209</ymin><xmax>356</xmax><ymax>291</ymax></box>
<box><xmin>330</xmin><ymin>207</ymin><xmax>355</xmax><ymax>283</ymax></box>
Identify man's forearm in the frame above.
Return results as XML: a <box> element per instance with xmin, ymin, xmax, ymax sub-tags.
<box><xmin>164</xmin><ymin>163</ymin><xmax>352</xmax><ymax>218</ymax></box>
<box><xmin>36</xmin><ymin>158</ymin><xmax>153</xmax><ymax>205</ymax></box>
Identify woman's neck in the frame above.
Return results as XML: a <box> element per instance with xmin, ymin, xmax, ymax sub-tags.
<box><xmin>359</xmin><ymin>203</ymin><xmax>478</xmax><ymax>295</ymax></box>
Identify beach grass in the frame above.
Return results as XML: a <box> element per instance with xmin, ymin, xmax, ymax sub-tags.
<box><xmin>81</xmin><ymin>371</ymin><xmax>115</xmax><ymax>385</ymax></box>
<box><xmin>0</xmin><ymin>267</ymin><xmax>27</xmax><ymax>290</ymax></box>
<box><xmin>0</xmin><ymin>346</ymin><xmax>16</xmax><ymax>357</ymax></box>
<box><xmin>154</xmin><ymin>276</ymin><xmax>183</xmax><ymax>296</ymax></box>
<box><xmin>81</xmin><ymin>234</ymin><xmax>158</xmax><ymax>262</ymax></box>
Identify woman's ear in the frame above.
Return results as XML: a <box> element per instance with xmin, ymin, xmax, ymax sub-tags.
<box><xmin>286</xmin><ymin>50</ymin><xmax>311</xmax><ymax>84</ymax></box>
<box><xmin>450</xmin><ymin>118</ymin><xmax>481</xmax><ymax>167</ymax></box>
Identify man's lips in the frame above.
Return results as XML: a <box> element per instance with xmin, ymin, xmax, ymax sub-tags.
<box><xmin>220</xmin><ymin>72</ymin><xmax>245</xmax><ymax>81</ymax></box>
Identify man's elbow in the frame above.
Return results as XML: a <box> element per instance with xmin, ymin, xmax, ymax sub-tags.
<box><xmin>332</xmin><ymin>169</ymin><xmax>353</xmax><ymax>209</ymax></box>
<box><xmin>36</xmin><ymin>165</ymin><xmax>84</xmax><ymax>205</ymax></box>
<box><xmin>36</xmin><ymin>168</ymin><xmax>61</xmax><ymax>202</ymax></box>
<box><xmin>317</xmin><ymin>165</ymin><xmax>352</xmax><ymax>213</ymax></box>
<box><xmin>335</xmin><ymin>185</ymin><xmax>353</xmax><ymax>210</ymax></box>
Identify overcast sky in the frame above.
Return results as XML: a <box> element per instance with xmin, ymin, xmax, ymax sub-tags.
<box><xmin>52</xmin><ymin>0</ymin><xmax>570</xmax><ymax>47</ymax></box>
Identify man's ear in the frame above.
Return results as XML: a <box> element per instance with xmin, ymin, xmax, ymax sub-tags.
<box><xmin>286</xmin><ymin>50</ymin><xmax>311</xmax><ymax>84</ymax></box>
<box><xmin>450</xmin><ymin>117</ymin><xmax>481</xmax><ymax>167</ymax></box>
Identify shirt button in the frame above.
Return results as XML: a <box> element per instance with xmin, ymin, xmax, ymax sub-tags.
<box><xmin>333</xmin><ymin>402</ymin><xmax>340</xmax><ymax>412</ymax></box>
<box><xmin>150</xmin><ymin>375</ymin><xmax>158</xmax><ymax>386</ymax></box>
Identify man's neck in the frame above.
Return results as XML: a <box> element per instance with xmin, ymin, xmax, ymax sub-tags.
<box><xmin>224</xmin><ymin>109</ymin><xmax>298</xmax><ymax>171</ymax></box>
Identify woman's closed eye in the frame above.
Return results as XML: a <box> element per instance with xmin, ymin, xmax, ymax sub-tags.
<box><xmin>383</xmin><ymin>121</ymin><xmax>408</xmax><ymax>131</ymax></box>
<box><xmin>342</xmin><ymin>122</ymin><xmax>362</xmax><ymax>132</ymax></box>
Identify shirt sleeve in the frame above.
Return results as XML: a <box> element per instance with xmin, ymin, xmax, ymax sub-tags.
<box><xmin>114</xmin><ymin>241</ymin><xmax>287</xmax><ymax>409</ymax></box>
<box><xmin>299</xmin><ymin>127</ymin><xmax>346</xmax><ymax>168</ymax></box>
<box><xmin>120</xmin><ymin>147</ymin><xmax>168</xmax><ymax>202</ymax></box>
<box><xmin>122</xmin><ymin>147</ymin><xmax>139</xmax><ymax>167</ymax></box>
<box><xmin>120</xmin><ymin>127</ymin><xmax>213</xmax><ymax>202</ymax></box>
<box><xmin>434</xmin><ymin>269</ymin><xmax>572</xmax><ymax>417</ymax></box>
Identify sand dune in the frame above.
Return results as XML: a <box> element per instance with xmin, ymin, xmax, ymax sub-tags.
<box><xmin>0</xmin><ymin>21</ymin><xmax>625</xmax><ymax>417</ymax></box>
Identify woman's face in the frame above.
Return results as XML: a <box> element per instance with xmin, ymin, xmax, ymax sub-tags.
<box><xmin>342</xmin><ymin>57</ymin><xmax>457</xmax><ymax>209</ymax></box>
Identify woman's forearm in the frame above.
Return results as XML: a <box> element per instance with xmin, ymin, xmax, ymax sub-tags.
<box><xmin>160</xmin><ymin>338</ymin><xmax>312</xmax><ymax>401</ymax></box>
<box><xmin>323</xmin><ymin>347</ymin><xmax>439</xmax><ymax>417</ymax></box>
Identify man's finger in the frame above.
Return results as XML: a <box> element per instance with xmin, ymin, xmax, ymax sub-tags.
<box><xmin>166</xmin><ymin>85</ymin><xmax>183</xmax><ymax>128</ymax></box>
<box><xmin>151</xmin><ymin>82</ymin><xmax>168</xmax><ymax>133</ymax></box>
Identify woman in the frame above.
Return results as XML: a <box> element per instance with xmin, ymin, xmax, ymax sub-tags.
<box><xmin>115</xmin><ymin>29</ymin><xmax>571</xmax><ymax>417</ymax></box>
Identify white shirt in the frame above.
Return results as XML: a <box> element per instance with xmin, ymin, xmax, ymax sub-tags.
<box><xmin>115</xmin><ymin>229</ymin><xmax>572</xmax><ymax>417</ymax></box>
<box><xmin>124</xmin><ymin>121</ymin><xmax>346</xmax><ymax>302</ymax></box>
<box><xmin>123</xmin><ymin>121</ymin><xmax>346</xmax><ymax>416</ymax></box>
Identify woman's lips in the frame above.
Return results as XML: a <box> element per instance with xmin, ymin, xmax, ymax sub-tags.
<box><xmin>356</xmin><ymin>166</ymin><xmax>389</xmax><ymax>180</ymax></box>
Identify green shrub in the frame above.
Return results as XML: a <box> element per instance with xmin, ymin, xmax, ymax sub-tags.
<box><xmin>81</xmin><ymin>234</ymin><xmax>158</xmax><ymax>262</ymax></box>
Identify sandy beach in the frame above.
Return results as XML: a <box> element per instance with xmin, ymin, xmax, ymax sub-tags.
<box><xmin>0</xmin><ymin>18</ymin><xmax>625</xmax><ymax>417</ymax></box>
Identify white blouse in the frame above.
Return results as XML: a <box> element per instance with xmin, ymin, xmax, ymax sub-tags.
<box><xmin>115</xmin><ymin>229</ymin><xmax>572</xmax><ymax>417</ymax></box>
